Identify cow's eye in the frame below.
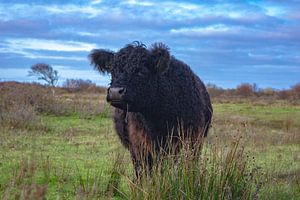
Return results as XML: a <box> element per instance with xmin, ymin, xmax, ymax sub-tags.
<box><xmin>137</xmin><ymin>68</ymin><xmax>149</xmax><ymax>76</ymax></box>
<box><xmin>138</xmin><ymin>71</ymin><xmax>144</xmax><ymax>76</ymax></box>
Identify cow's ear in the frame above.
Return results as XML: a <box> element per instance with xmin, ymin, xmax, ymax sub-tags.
<box><xmin>89</xmin><ymin>49</ymin><xmax>114</xmax><ymax>74</ymax></box>
<box><xmin>150</xmin><ymin>43</ymin><xmax>171</xmax><ymax>74</ymax></box>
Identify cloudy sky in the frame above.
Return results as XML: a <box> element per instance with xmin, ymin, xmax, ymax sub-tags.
<box><xmin>0</xmin><ymin>0</ymin><xmax>299</xmax><ymax>89</ymax></box>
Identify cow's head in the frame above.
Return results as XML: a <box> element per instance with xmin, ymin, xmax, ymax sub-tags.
<box><xmin>89</xmin><ymin>42</ymin><xmax>171</xmax><ymax>111</ymax></box>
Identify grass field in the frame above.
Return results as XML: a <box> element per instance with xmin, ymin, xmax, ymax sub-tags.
<box><xmin>0</xmin><ymin>91</ymin><xmax>300</xmax><ymax>199</ymax></box>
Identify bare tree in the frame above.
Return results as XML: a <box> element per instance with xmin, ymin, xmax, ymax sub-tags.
<box><xmin>28</xmin><ymin>63</ymin><xmax>59</xmax><ymax>87</ymax></box>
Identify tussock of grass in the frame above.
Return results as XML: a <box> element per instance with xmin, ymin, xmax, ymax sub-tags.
<box><xmin>126</xmin><ymin>136</ymin><xmax>258</xmax><ymax>200</ymax></box>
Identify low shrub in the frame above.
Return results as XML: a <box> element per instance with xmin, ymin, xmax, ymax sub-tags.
<box><xmin>0</xmin><ymin>82</ymin><xmax>107</xmax><ymax>121</ymax></box>
<box><xmin>0</xmin><ymin>100</ymin><xmax>39</xmax><ymax>130</ymax></box>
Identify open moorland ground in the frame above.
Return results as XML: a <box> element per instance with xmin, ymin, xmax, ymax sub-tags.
<box><xmin>0</xmin><ymin>82</ymin><xmax>299</xmax><ymax>199</ymax></box>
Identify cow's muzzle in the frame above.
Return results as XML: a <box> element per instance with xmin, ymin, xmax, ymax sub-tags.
<box><xmin>107</xmin><ymin>87</ymin><xmax>126</xmax><ymax>103</ymax></box>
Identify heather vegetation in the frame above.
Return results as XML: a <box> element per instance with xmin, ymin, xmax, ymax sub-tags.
<box><xmin>207</xmin><ymin>82</ymin><xmax>300</xmax><ymax>104</ymax></box>
<box><xmin>0</xmin><ymin>81</ymin><xmax>299</xmax><ymax>199</ymax></box>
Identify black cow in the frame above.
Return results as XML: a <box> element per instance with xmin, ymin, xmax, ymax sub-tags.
<box><xmin>89</xmin><ymin>42</ymin><xmax>212</xmax><ymax>177</ymax></box>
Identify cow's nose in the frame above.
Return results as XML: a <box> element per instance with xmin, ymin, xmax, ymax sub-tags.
<box><xmin>107</xmin><ymin>87</ymin><xmax>126</xmax><ymax>101</ymax></box>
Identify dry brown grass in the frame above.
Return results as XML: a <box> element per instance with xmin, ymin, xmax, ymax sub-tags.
<box><xmin>0</xmin><ymin>82</ymin><xmax>108</xmax><ymax>130</ymax></box>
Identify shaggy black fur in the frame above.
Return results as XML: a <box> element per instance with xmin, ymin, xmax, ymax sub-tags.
<box><xmin>89</xmin><ymin>42</ymin><xmax>213</xmax><ymax>177</ymax></box>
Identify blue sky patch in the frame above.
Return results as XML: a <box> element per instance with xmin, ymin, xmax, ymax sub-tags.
<box><xmin>0</xmin><ymin>0</ymin><xmax>299</xmax><ymax>89</ymax></box>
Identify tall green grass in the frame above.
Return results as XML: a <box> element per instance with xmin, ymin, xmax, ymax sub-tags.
<box><xmin>2</xmin><ymin>81</ymin><xmax>298</xmax><ymax>199</ymax></box>
<box><xmin>125</xmin><ymin>135</ymin><xmax>259</xmax><ymax>200</ymax></box>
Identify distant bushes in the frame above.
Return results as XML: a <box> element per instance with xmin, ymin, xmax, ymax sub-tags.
<box><xmin>0</xmin><ymin>82</ymin><xmax>45</xmax><ymax>129</ymax></box>
<box><xmin>0</xmin><ymin>82</ymin><xmax>65</xmax><ymax>115</ymax></box>
<box><xmin>236</xmin><ymin>83</ymin><xmax>256</xmax><ymax>97</ymax></box>
<box><xmin>62</xmin><ymin>79</ymin><xmax>106</xmax><ymax>93</ymax></box>
<box><xmin>207</xmin><ymin>82</ymin><xmax>300</xmax><ymax>104</ymax></box>
<box><xmin>0</xmin><ymin>99</ymin><xmax>39</xmax><ymax>130</ymax></box>
<box><xmin>0</xmin><ymin>81</ymin><xmax>107</xmax><ymax>129</ymax></box>
<box><xmin>290</xmin><ymin>83</ymin><xmax>300</xmax><ymax>99</ymax></box>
